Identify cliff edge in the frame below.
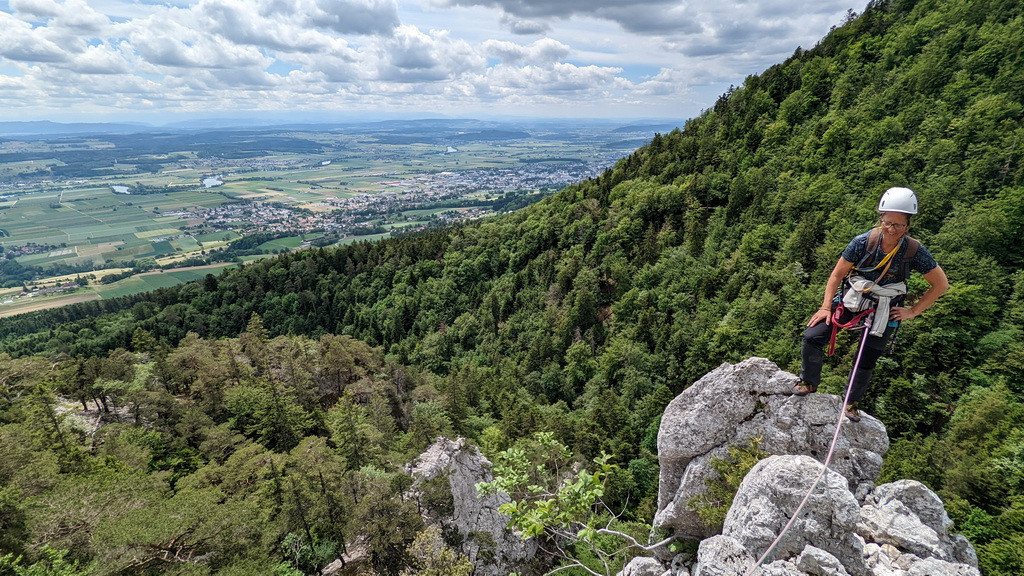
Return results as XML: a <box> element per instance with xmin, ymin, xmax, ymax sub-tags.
<box><xmin>637</xmin><ymin>357</ymin><xmax>978</xmax><ymax>576</ymax></box>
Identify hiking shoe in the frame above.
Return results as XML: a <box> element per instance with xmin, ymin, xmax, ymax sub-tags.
<box><xmin>844</xmin><ymin>402</ymin><xmax>861</xmax><ymax>422</ymax></box>
<box><xmin>792</xmin><ymin>382</ymin><xmax>817</xmax><ymax>396</ymax></box>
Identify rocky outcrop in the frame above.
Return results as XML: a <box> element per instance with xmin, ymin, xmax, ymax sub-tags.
<box><xmin>620</xmin><ymin>556</ymin><xmax>670</xmax><ymax>576</ymax></box>
<box><xmin>397</xmin><ymin>360</ymin><xmax>979</xmax><ymax>576</ymax></box>
<box><xmin>858</xmin><ymin>481</ymin><xmax>977</xmax><ymax>568</ymax></box>
<box><xmin>655</xmin><ymin>357</ymin><xmax>889</xmax><ymax>540</ymax></box>
<box><xmin>406</xmin><ymin>437</ymin><xmax>537</xmax><ymax>576</ymax></box>
<box><xmin>687</xmin><ymin>455</ymin><xmax>979</xmax><ymax>576</ymax></box>
<box><xmin>718</xmin><ymin>456</ymin><xmax>867</xmax><ymax>576</ymax></box>
<box><xmin>638</xmin><ymin>357</ymin><xmax>979</xmax><ymax>576</ymax></box>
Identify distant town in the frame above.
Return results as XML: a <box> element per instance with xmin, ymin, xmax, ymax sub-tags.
<box><xmin>0</xmin><ymin>119</ymin><xmax>676</xmax><ymax>313</ymax></box>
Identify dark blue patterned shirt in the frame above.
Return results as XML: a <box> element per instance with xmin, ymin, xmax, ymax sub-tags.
<box><xmin>841</xmin><ymin>230</ymin><xmax>939</xmax><ymax>286</ymax></box>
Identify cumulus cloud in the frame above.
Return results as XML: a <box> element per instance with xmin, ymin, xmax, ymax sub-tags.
<box><xmin>123</xmin><ymin>9</ymin><xmax>269</xmax><ymax>70</ymax></box>
<box><xmin>442</xmin><ymin>0</ymin><xmax>845</xmax><ymax>52</ymax></box>
<box><xmin>374</xmin><ymin>25</ymin><xmax>485</xmax><ymax>83</ymax></box>
<box><xmin>68</xmin><ymin>44</ymin><xmax>132</xmax><ymax>74</ymax></box>
<box><xmin>199</xmin><ymin>0</ymin><xmax>351</xmax><ymax>55</ymax></box>
<box><xmin>471</xmin><ymin>60</ymin><xmax>623</xmax><ymax>100</ymax></box>
<box><xmin>10</xmin><ymin>0</ymin><xmax>64</xmax><ymax>19</ymax></box>
<box><xmin>288</xmin><ymin>0</ymin><xmax>400</xmax><ymax>35</ymax></box>
<box><xmin>659</xmin><ymin>4</ymin><xmax>832</xmax><ymax>61</ymax></box>
<box><xmin>633</xmin><ymin>67</ymin><xmax>689</xmax><ymax>96</ymax></box>
<box><xmin>441</xmin><ymin>0</ymin><xmax>684</xmax><ymax>33</ymax></box>
<box><xmin>482</xmin><ymin>38</ymin><xmax>569</xmax><ymax>64</ymax></box>
<box><xmin>11</xmin><ymin>0</ymin><xmax>109</xmax><ymax>32</ymax></box>
<box><xmin>595</xmin><ymin>3</ymin><xmax>700</xmax><ymax>35</ymax></box>
<box><xmin>0</xmin><ymin>11</ymin><xmax>69</xmax><ymax>62</ymax></box>
<box><xmin>499</xmin><ymin>13</ymin><xmax>549</xmax><ymax>35</ymax></box>
<box><xmin>0</xmin><ymin>0</ymin><xmax>855</xmax><ymax>120</ymax></box>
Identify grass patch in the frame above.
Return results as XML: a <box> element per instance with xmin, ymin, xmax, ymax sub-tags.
<box><xmin>257</xmin><ymin>236</ymin><xmax>305</xmax><ymax>250</ymax></box>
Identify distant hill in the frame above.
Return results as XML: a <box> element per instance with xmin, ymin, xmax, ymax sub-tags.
<box><xmin>0</xmin><ymin>120</ymin><xmax>152</xmax><ymax>138</ymax></box>
<box><xmin>608</xmin><ymin>123</ymin><xmax>680</xmax><ymax>134</ymax></box>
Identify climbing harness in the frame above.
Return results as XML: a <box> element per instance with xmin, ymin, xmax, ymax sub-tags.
<box><xmin>825</xmin><ymin>303</ymin><xmax>874</xmax><ymax>357</ymax></box>
<box><xmin>742</xmin><ymin>311</ymin><xmax>875</xmax><ymax>576</ymax></box>
<box><xmin>826</xmin><ymin>227</ymin><xmax>912</xmax><ymax>354</ymax></box>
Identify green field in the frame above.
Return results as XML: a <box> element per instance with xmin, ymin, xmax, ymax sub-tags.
<box><xmin>95</xmin><ymin>266</ymin><xmax>235</xmax><ymax>299</ymax></box>
<box><xmin>0</xmin><ymin>122</ymin><xmax>652</xmax><ymax>300</ymax></box>
<box><xmin>0</xmin><ymin>263</ymin><xmax>238</xmax><ymax>317</ymax></box>
<box><xmin>257</xmin><ymin>235</ymin><xmax>307</xmax><ymax>251</ymax></box>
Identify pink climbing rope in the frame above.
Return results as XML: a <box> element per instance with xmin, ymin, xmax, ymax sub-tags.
<box><xmin>741</xmin><ymin>312</ymin><xmax>874</xmax><ymax>576</ymax></box>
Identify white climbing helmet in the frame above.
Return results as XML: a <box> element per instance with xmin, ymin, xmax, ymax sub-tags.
<box><xmin>878</xmin><ymin>186</ymin><xmax>918</xmax><ymax>214</ymax></box>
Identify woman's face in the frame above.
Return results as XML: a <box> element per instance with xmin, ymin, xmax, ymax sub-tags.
<box><xmin>879</xmin><ymin>212</ymin><xmax>910</xmax><ymax>239</ymax></box>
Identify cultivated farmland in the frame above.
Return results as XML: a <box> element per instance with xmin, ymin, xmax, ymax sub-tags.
<box><xmin>0</xmin><ymin>118</ymin><xmax>675</xmax><ymax>313</ymax></box>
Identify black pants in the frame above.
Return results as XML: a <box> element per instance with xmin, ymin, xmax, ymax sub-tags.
<box><xmin>800</xmin><ymin>307</ymin><xmax>895</xmax><ymax>403</ymax></box>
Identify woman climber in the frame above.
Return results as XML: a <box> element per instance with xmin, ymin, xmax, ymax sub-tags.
<box><xmin>794</xmin><ymin>186</ymin><xmax>949</xmax><ymax>421</ymax></box>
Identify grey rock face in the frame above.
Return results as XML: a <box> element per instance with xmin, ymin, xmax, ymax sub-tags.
<box><xmin>620</xmin><ymin>556</ymin><xmax>667</xmax><ymax>576</ymax></box>
<box><xmin>693</xmin><ymin>535</ymin><xmax>754</xmax><ymax>576</ymax></box>
<box><xmin>655</xmin><ymin>357</ymin><xmax>889</xmax><ymax>539</ymax></box>
<box><xmin>860</xmin><ymin>479</ymin><xmax>979</xmax><ymax>566</ymax></box>
<box><xmin>635</xmin><ymin>358</ymin><xmax>982</xmax><ymax>576</ymax></box>
<box><xmin>672</xmin><ymin>453</ymin><xmax>982</xmax><ymax>576</ymax></box>
<box><xmin>796</xmin><ymin>546</ymin><xmax>851</xmax><ymax>576</ymax></box>
<box><xmin>724</xmin><ymin>455</ymin><xmax>868</xmax><ymax>576</ymax></box>
<box><xmin>905</xmin><ymin>557</ymin><xmax>981</xmax><ymax>576</ymax></box>
<box><xmin>406</xmin><ymin>437</ymin><xmax>536</xmax><ymax>576</ymax></box>
<box><xmin>756</xmin><ymin>560</ymin><xmax>806</xmax><ymax>576</ymax></box>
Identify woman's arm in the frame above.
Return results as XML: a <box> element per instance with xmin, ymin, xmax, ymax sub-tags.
<box><xmin>808</xmin><ymin>258</ymin><xmax>855</xmax><ymax>327</ymax></box>
<box><xmin>890</xmin><ymin>265</ymin><xmax>949</xmax><ymax>321</ymax></box>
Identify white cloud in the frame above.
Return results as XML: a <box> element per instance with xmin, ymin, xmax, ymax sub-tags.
<box><xmin>68</xmin><ymin>43</ymin><xmax>132</xmax><ymax>74</ymax></box>
<box><xmin>0</xmin><ymin>0</ymin><xmax>856</xmax><ymax>121</ymax></box>
<box><xmin>11</xmin><ymin>0</ymin><xmax>109</xmax><ymax>32</ymax></box>
<box><xmin>198</xmin><ymin>0</ymin><xmax>347</xmax><ymax>55</ymax></box>
<box><xmin>303</xmin><ymin>0</ymin><xmax>400</xmax><ymax>35</ymax></box>
<box><xmin>469</xmin><ymin>60</ymin><xmax>624</xmax><ymax>102</ymax></box>
<box><xmin>0</xmin><ymin>11</ymin><xmax>69</xmax><ymax>63</ymax></box>
<box><xmin>500</xmin><ymin>13</ymin><xmax>549</xmax><ymax>35</ymax></box>
<box><xmin>124</xmin><ymin>9</ymin><xmax>270</xmax><ymax>70</ymax></box>
<box><xmin>482</xmin><ymin>38</ymin><xmax>569</xmax><ymax>64</ymax></box>
<box><xmin>374</xmin><ymin>25</ymin><xmax>485</xmax><ymax>83</ymax></box>
<box><xmin>10</xmin><ymin>0</ymin><xmax>64</xmax><ymax>18</ymax></box>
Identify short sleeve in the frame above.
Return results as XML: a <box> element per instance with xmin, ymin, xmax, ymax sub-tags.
<box><xmin>911</xmin><ymin>243</ymin><xmax>939</xmax><ymax>275</ymax></box>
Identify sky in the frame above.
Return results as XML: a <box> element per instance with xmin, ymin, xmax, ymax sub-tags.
<box><xmin>0</xmin><ymin>0</ymin><xmax>861</xmax><ymax>124</ymax></box>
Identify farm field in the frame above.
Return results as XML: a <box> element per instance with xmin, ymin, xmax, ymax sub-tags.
<box><xmin>0</xmin><ymin>263</ymin><xmax>237</xmax><ymax>318</ymax></box>
<box><xmin>0</xmin><ymin>118</ymin><xmax>675</xmax><ymax>313</ymax></box>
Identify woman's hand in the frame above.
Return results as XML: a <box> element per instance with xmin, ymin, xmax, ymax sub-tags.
<box><xmin>808</xmin><ymin>308</ymin><xmax>832</xmax><ymax>327</ymax></box>
<box><xmin>889</xmin><ymin>306</ymin><xmax>917</xmax><ymax>321</ymax></box>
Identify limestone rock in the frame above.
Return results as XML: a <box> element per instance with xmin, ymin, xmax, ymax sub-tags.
<box><xmin>671</xmin><ymin>553</ymin><xmax>692</xmax><ymax>576</ymax></box>
<box><xmin>655</xmin><ymin>357</ymin><xmax>888</xmax><ymax>539</ymax></box>
<box><xmin>757</xmin><ymin>560</ymin><xmax>806</xmax><ymax>575</ymax></box>
<box><xmin>619</xmin><ymin>556</ymin><xmax>666</xmax><ymax>576</ymax></box>
<box><xmin>650</xmin><ymin>358</ymin><xmax>981</xmax><ymax>576</ymax></box>
<box><xmin>859</xmin><ymin>479</ymin><xmax>976</xmax><ymax>565</ymax></box>
<box><xmin>905</xmin><ymin>557</ymin><xmax>981</xmax><ymax>576</ymax></box>
<box><xmin>723</xmin><ymin>455</ymin><xmax>867</xmax><ymax>576</ymax></box>
<box><xmin>406</xmin><ymin>437</ymin><xmax>536</xmax><ymax>576</ymax></box>
<box><xmin>321</xmin><ymin>537</ymin><xmax>369</xmax><ymax>575</ymax></box>
<box><xmin>796</xmin><ymin>545</ymin><xmax>851</xmax><ymax>576</ymax></box>
<box><xmin>857</xmin><ymin>479</ymin><xmax>980</xmax><ymax>572</ymax></box>
<box><xmin>693</xmin><ymin>534</ymin><xmax>754</xmax><ymax>576</ymax></box>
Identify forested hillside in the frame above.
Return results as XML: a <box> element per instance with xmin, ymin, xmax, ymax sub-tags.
<box><xmin>2</xmin><ymin>0</ymin><xmax>1024</xmax><ymax>574</ymax></box>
